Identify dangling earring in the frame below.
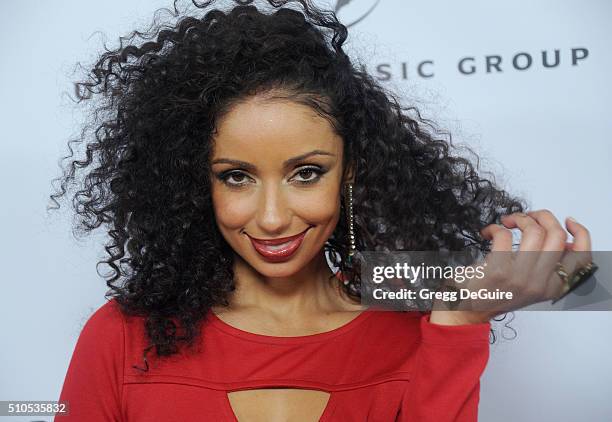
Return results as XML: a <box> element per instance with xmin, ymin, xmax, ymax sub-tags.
<box><xmin>344</xmin><ymin>182</ymin><xmax>356</xmax><ymax>285</ymax></box>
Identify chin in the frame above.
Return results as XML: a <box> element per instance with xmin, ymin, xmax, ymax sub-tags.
<box><xmin>247</xmin><ymin>257</ymin><xmax>307</xmax><ymax>278</ymax></box>
<box><xmin>256</xmin><ymin>268</ymin><xmax>302</xmax><ymax>279</ymax></box>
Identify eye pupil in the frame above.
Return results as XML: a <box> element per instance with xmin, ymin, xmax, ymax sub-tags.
<box><xmin>218</xmin><ymin>171</ymin><xmax>249</xmax><ymax>187</ymax></box>
<box><xmin>220</xmin><ymin>167</ymin><xmax>322</xmax><ymax>187</ymax></box>
<box><xmin>229</xmin><ymin>173</ymin><xmax>245</xmax><ymax>182</ymax></box>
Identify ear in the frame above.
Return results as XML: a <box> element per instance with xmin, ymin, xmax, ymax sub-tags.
<box><xmin>343</xmin><ymin>161</ymin><xmax>356</xmax><ymax>184</ymax></box>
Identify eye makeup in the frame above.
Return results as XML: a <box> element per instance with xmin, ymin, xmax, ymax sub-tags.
<box><xmin>213</xmin><ymin>164</ymin><xmax>329</xmax><ymax>188</ymax></box>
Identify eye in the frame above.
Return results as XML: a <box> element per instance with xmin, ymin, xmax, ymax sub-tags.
<box><xmin>217</xmin><ymin>170</ymin><xmax>252</xmax><ymax>187</ymax></box>
<box><xmin>292</xmin><ymin>166</ymin><xmax>325</xmax><ymax>185</ymax></box>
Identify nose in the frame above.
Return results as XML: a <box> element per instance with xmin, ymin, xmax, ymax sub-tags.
<box><xmin>255</xmin><ymin>182</ymin><xmax>292</xmax><ymax>236</ymax></box>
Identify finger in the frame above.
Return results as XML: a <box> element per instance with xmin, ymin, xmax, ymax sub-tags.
<box><xmin>480</xmin><ymin>224</ymin><xmax>514</xmax><ymax>291</ymax></box>
<box><xmin>499</xmin><ymin>212</ymin><xmax>543</xmax><ymax>267</ymax></box>
<box><xmin>550</xmin><ymin>252</ymin><xmax>587</xmax><ymax>302</ymax></box>
<box><xmin>481</xmin><ymin>224</ymin><xmax>513</xmax><ymax>252</ymax></box>
<box><xmin>564</xmin><ymin>216</ymin><xmax>593</xmax><ymax>270</ymax></box>
<box><xmin>565</xmin><ymin>217</ymin><xmax>591</xmax><ymax>251</ymax></box>
<box><xmin>526</xmin><ymin>210</ymin><xmax>567</xmax><ymax>251</ymax></box>
<box><xmin>550</xmin><ymin>219</ymin><xmax>593</xmax><ymax>302</ymax></box>
<box><xmin>526</xmin><ymin>210</ymin><xmax>567</xmax><ymax>299</ymax></box>
<box><xmin>544</xmin><ymin>241</ymin><xmax>575</xmax><ymax>299</ymax></box>
<box><xmin>499</xmin><ymin>212</ymin><xmax>547</xmax><ymax>299</ymax></box>
<box><xmin>500</xmin><ymin>213</ymin><xmax>546</xmax><ymax>251</ymax></box>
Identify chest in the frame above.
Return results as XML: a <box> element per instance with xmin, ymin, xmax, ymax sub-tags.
<box><xmin>227</xmin><ymin>388</ymin><xmax>330</xmax><ymax>422</ymax></box>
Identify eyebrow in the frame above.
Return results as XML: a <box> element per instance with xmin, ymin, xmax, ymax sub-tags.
<box><xmin>211</xmin><ymin>149</ymin><xmax>336</xmax><ymax>170</ymax></box>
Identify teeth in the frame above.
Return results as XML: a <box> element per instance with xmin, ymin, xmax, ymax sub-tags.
<box><xmin>264</xmin><ymin>241</ymin><xmax>293</xmax><ymax>250</ymax></box>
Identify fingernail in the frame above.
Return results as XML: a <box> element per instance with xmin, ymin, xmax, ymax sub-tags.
<box><xmin>567</xmin><ymin>216</ymin><xmax>577</xmax><ymax>223</ymax></box>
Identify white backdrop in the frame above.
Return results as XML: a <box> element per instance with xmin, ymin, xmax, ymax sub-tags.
<box><xmin>1</xmin><ymin>1</ymin><xmax>610</xmax><ymax>421</ymax></box>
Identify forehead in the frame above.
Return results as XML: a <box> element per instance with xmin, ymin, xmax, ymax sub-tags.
<box><xmin>211</xmin><ymin>97</ymin><xmax>342</xmax><ymax>159</ymax></box>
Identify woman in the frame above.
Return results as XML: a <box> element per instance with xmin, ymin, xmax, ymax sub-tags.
<box><xmin>50</xmin><ymin>1</ymin><xmax>594</xmax><ymax>421</ymax></box>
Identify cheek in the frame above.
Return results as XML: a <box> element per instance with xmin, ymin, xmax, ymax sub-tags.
<box><xmin>290</xmin><ymin>183</ymin><xmax>342</xmax><ymax>226</ymax></box>
<box><xmin>211</xmin><ymin>189</ymin><xmax>255</xmax><ymax>230</ymax></box>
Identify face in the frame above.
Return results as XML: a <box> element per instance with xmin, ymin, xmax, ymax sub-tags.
<box><xmin>210</xmin><ymin>95</ymin><xmax>347</xmax><ymax>278</ymax></box>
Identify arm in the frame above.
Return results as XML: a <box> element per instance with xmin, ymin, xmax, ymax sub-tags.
<box><xmin>54</xmin><ymin>300</ymin><xmax>125</xmax><ymax>421</ymax></box>
<box><xmin>397</xmin><ymin>313</ymin><xmax>491</xmax><ymax>422</ymax></box>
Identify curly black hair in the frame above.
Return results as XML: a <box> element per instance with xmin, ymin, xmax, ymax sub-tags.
<box><xmin>48</xmin><ymin>0</ymin><xmax>525</xmax><ymax>361</ymax></box>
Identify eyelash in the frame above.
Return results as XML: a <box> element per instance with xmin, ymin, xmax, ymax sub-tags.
<box><xmin>216</xmin><ymin>166</ymin><xmax>326</xmax><ymax>188</ymax></box>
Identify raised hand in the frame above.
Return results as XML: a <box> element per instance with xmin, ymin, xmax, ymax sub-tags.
<box><xmin>429</xmin><ymin>209</ymin><xmax>594</xmax><ymax>325</ymax></box>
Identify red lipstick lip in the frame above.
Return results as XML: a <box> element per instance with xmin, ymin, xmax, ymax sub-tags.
<box><xmin>248</xmin><ymin>227</ymin><xmax>311</xmax><ymax>245</ymax></box>
<box><xmin>247</xmin><ymin>227</ymin><xmax>311</xmax><ymax>262</ymax></box>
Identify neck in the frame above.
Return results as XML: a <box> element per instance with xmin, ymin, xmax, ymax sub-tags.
<box><xmin>227</xmin><ymin>250</ymin><xmax>347</xmax><ymax>317</ymax></box>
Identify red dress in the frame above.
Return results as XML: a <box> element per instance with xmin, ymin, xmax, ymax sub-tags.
<box><xmin>55</xmin><ymin>298</ymin><xmax>491</xmax><ymax>421</ymax></box>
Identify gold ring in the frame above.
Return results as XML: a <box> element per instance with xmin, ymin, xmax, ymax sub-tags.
<box><xmin>555</xmin><ymin>262</ymin><xmax>570</xmax><ymax>290</ymax></box>
<box><xmin>551</xmin><ymin>261</ymin><xmax>599</xmax><ymax>305</ymax></box>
